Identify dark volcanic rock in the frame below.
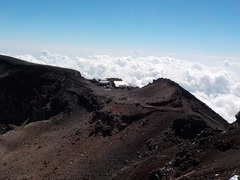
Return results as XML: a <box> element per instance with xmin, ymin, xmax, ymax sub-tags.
<box><xmin>172</xmin><ymin>115</ymin><xmax>207</xmax><ymax>139</ymax></box>
<box><xmin>235</xmin><ymin>111</ymin><xmax>240</xmax><ymax>124</ymax></box>
<box><xmin>0</xmin><ymin>55</ymin><xmax>99</xmax><ymax>133</ymax></box>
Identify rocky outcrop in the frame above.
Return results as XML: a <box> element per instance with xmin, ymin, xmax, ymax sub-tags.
<box><xmin>172</xmin><ymin>115</ymin><xmax>207</xmax><ymax>139</ymax></box>
<box><xmin>235</xmin><ymin>111</ymin><xmax>240</xmax><ymax>124</ymax></box>
<box><xmin>0</xmin><ymin>55</ymin><xmax>100</xmax><ymax>134</ymax></box>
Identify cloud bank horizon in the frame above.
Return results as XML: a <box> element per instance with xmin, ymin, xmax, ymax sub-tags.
<box><xmin>3</xmin><ymin>51</ymin><xmax>240</xmax><ymax>123</ymax></box>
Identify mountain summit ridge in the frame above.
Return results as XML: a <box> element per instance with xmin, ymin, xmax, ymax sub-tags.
<box><xmin>0</xmin><ymin>55</ymin><xmax>239</xmax><ymax>179</ymax></box>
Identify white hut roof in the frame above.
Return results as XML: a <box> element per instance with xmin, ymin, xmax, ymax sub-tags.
<box><xmin>113</xmin><ymin>81</ymin><xmax>130</xmax><ymax>87</ymax></box>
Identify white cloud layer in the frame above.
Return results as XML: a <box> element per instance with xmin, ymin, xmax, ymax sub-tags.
<box><xmin>8</xmin><ymin>51</ymin><xmax>240</xmax><ymax>123</ymax></box>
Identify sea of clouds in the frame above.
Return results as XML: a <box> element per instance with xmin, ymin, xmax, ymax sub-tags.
<box><xmin>11</xmin><ymin>50</ymin><xmax>240</xmax><ymax>123</ymax></box>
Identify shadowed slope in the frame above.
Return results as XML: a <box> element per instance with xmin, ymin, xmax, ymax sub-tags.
<box><xmin>0</xmin><ymin>55</ymin><xmax>99</xmax><ymax>133</ymax></box>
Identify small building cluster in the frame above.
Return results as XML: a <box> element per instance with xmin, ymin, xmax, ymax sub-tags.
<box><xmin>89</xmin><ymin>78</ymin><xmax>132</xmax><ymax>89</ymax></box>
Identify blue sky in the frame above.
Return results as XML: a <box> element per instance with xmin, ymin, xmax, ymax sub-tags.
<box><xmin>1</xmin><ymin>0</ymin><xmax>240</xmax><ymax>58</ymax></box>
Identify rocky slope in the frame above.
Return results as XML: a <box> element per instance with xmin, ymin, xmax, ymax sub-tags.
<box><xmin>0</xmin><ymin>55</ymin><xmax>239</xmax><ymax>179</ymax></box>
